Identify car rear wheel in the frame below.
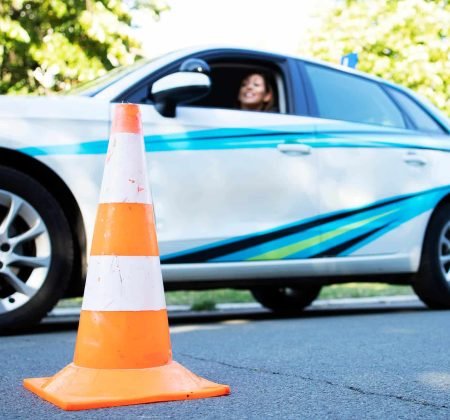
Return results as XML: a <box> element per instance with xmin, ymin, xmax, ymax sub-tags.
<box><xmin>413</xmin><ymin>203</ymin><xmax>450</xmax><ymax>309</ymax></box>
<box><xmin>250</xmin><ymin>285</ymin><xmax>322</xmax><ymax>313</ymax></box>
<box><xmin>0</xmin><ymin>166</ymin><xmax>74</xmax><ymax>331</ymax></box>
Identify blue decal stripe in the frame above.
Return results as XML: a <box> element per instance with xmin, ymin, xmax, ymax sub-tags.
<box><xmin>287</xmin><ymin>210</ymin><xmax>401</xmax><ymax>260</ymax></box>
<box><xmin>338</xmin><ymin>189</ymin><xmax>443</xmax><ymax>256</ymax></box>
<box><xmin>161</xmin><ymin>192</ymin><xmax>416</xmax><ymax>263</ymax></box>
<box><xmin>20</xmin><ymin>141</ymin><xmax>109</xmax><ymax>156</ymax></box>
<box><xmin>311</xmin><ymin>223</ymin><xmax>393</xmax><ymax>257</ymax></box>
<box><xmin>161</xmin><ymin>185</ymin><xmax>450</xmax><ymax>263</ymax></box>
<box><xmin>19</xmin><ymin>126</ymin><xmax>450</xmax><ymax>156</ymax></box>
<box><xmin>211</xmin><ymin>203</ymin><xmax>401</xmax><ymax>262</ymax></box>
<box><xmin>162</xmin><ymin>186</ymin><xmax>450</xmax><ymax>262</ymax></box>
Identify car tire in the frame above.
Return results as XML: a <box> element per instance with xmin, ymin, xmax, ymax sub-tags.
<box><xmin>0</xmin><ymin>166</ymin><xmax>74</xmax><ymax>331</ymax></box>
<box><xmin>412</xmin><ymin>203</ymin><xmax>450</xmax><ymax>309</ymax></box>
<box><xmin>250</xmin><ymin>285</ymin><xmax>322</xmax><ymax>313</ymax></box>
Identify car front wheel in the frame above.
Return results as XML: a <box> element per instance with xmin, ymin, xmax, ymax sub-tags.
<box><xmin>250</xmin><ymin>285</ymin><xmax>322</xmax><ymax>313</ymax></box>
<box><xmin>413</xmin><ymin>203</ymin><xmax>450</xmax><ymax>309</ymax></box>
<box><xmin>0</xmin><ymin>166</ymin><xmax>74</xmax><ymax>331</ymax></box>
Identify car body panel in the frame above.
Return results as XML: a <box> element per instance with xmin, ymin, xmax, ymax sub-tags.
<box><xmin>314</xmin><ymin>121</ymin><xmax>450</xmax><ymax>263</ymax></box>
<box><xmin>142</xmin><ymin>106</ymin><xmax>320</xmax><ymax>258</ymax></box>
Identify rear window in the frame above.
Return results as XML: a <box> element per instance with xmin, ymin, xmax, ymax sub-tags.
<box><xmin>304</xmin><ymin>63</ymin><xmax>406</xmax><ymax>129</ymax></box>
<box><xmin>386</xmin><ymin>87</ymin><xmax>444</xmax><ymax>134</ymax></box>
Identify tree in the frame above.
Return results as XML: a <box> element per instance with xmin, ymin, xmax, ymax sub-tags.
<box><xmin>0</xmin><ymin>0</ymin><xmax>168</xmax><ymax>94</ymax></box>
<box><xmin>301</xmin><ymin>0</ymin><xmax>450</xmax><ymax>115</ymax></box>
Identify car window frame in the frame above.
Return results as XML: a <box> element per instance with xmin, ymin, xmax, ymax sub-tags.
<box><xmin>295</xmin><ymin>59</ymin><xmax>316</xmax><ymax>117</ymax></box>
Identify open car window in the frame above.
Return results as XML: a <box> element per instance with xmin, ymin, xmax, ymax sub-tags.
<box><xmin>186</xmin><ymin>62</ymin><xmax>286</xmax><ymax>114</ymax></box>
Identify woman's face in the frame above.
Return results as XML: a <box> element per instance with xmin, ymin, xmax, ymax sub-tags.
<box><xmin>238</xmin><ymin>74</ymin><xmax>272</xmax><ymax>110</ymax></box>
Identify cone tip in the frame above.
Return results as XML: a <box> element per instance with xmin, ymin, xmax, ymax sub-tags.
<box><xmin>112</xmin><ymin>103</ymin><xmax>142</xmax><ymax>135</ymax></box>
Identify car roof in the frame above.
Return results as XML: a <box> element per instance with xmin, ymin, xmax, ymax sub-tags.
<box><xmin>174</xmin><ymin>44</ymin><xmax>387</xmax><ymax>83</ymax></box>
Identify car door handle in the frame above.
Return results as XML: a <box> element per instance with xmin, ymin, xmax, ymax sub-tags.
<box><xmin>277</xmin><ymin>143</ymin><xmax>312</xmax><ymax>155</ymax></box>
<box><xmin>403</xmin><ymin>152</ymin><xmax>427</xmax><ymax>167</ymax></box>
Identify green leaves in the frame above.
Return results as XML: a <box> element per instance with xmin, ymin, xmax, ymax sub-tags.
<box><xmin>0</xmin><ymin>16</ymin><xmax>31</xmax><ymax>43</ymax></box>
<box><xmin>301</xmin><ymin>0</ymin><xmax>450</xmax><ymax>115</ymax></box>
<box><xmin>0</xmin><ymin>0</ymin><xmax>168</xmax><ymax>94</ymax></box>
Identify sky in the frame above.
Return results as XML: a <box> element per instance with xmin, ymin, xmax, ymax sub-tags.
<box><xmin>134</xmin><ymin>0</ymin><xmax>334</xmax><ymax>58</ymax></box>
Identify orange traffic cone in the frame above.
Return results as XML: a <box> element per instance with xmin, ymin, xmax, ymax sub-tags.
<box><xmin>23</xmin><ymin>103</ymin><xmax>230</xmax><ymax>410</ymax></box>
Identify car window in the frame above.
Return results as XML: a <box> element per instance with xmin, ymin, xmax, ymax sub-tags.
<box><xmin>304</xmin><ymin>63</ymin><xmax>406</xmax><ymax>128</ymax></box>
<box><xmin>189</xmin><ymin>64</ymin><xmax>283</xmax><ymax>113</ymax></box>
<box><xmin>386</xmin><ymin>87</ymin><xmax>444</xmax><ymax>134</ymax></box>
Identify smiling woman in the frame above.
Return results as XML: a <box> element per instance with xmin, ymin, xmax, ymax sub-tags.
<box><xmin>238</xmin><ymin>72</ymin><xmax>274</xmax><ymax>112</ymax></box>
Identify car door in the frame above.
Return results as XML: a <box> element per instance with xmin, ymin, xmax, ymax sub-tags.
<box><xmin>301</xmin><ymin>61</ymin><xmax>438</xmax><ymax>260</ymax></box>
<box><xmin>138</xmin><ymin>104</ymin><xmax>320</xmax><ymax>265</ymax></box>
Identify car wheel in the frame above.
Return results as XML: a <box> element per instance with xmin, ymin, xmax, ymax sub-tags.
<box><xmin>250</xmin><ymin>285</ymin><xmax>321</xmax><ymax>313</ymax></box>
<box><xmin>0</xmin><ymin>166</ymin><xmax>74</xmax><ymax>331</ymax></box>
<box><xmin>413</xmin><ymin>203</ymin><xmax>450</xmax><ymax>309</ymax></box>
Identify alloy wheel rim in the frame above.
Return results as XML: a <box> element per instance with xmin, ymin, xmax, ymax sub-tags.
<box><xmin>439</xmin><ymin>220</ymin><xmax>450</xmax><ymax>284</ymax></box>
<box><xmin>0</xmin><ymin>190</ymin><xmax>51</xmax><ymax>314</ymax></box>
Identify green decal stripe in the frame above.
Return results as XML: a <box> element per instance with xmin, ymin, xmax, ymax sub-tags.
<box><xmin>247</xmin><ymin>209</ymin><xmax>397</xmax><ymax>261</ymax></box>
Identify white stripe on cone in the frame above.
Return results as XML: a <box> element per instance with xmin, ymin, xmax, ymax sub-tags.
<box><xmin>100</xmin><ymin>133</ymin><xmax>152</xmax><ymax>204</ymax></box>
<box><xmin>82</xmin><ymin>256</ymin><xmax>166</xmax><ymax>311</ymax></box>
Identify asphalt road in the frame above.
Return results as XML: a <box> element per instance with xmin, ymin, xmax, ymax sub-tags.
<box><xmin>1</xmin><ymin>304</ymin><xmax>450</xmax><ymax>419</ymax></box>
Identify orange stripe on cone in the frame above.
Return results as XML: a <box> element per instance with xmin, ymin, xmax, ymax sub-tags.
<box><xmin>91</xmin><ymin>203</ymin><xmax>159</xmax><ymax>256</ymax></box>
<box><xmin>74</xmin><ymin>310</ymin><xmax>171</xmax><ymax>369</ymax></box>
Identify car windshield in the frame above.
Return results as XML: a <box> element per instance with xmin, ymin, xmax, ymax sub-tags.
<box><xmin>64</xmin><ymin>49</ymin><xmax>187</xmax><ymax>97</ymax></box>
<box><xmin>65</xmin><ymin>59</ymin><xmax>151</xmax><ymax>97</ymax></box>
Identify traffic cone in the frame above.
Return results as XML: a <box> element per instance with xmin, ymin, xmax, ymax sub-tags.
<box><xmin>23</xmin><ymin>103</ymin><xmax>230</xmax><ymax>410</ymax></box>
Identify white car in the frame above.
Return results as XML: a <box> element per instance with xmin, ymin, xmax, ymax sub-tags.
<box><xmin>1</xmin><ymin>46</ymin><xmax>449</xmax><ymax>330</ymax></box>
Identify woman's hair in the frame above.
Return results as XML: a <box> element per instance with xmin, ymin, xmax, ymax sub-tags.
<box><xmin>239</xmin><ymin>71</ymin><xmax>275</xmax><ymax>111</ymax></box>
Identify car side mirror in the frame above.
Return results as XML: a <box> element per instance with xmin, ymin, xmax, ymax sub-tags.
<box><xmin>151</xmin><ymin>71</ymin><xmax>211</xmax><ymax>118</ymax></box>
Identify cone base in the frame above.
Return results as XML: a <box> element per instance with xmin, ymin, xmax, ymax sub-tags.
<box><xmin>24</xmin><ymin>360</ymin><xmax>230</xmax><ymax>411</ymax></box>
